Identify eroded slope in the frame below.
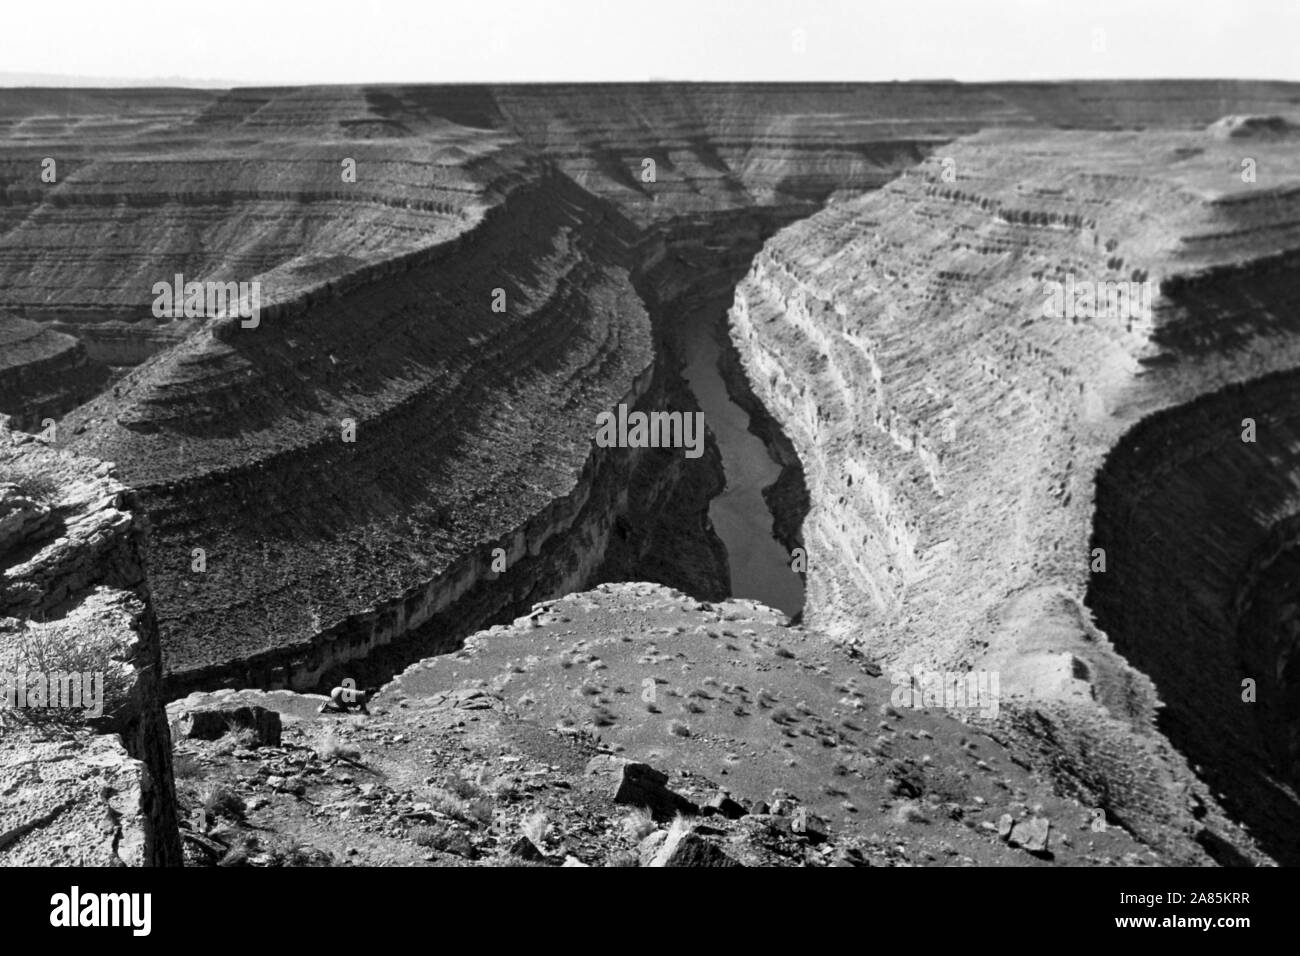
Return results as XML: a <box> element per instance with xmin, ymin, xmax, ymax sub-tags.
<box><xmin>730</xmin><ymin>121</ymin><xmax>1300</xmax><ymax>862</ymax></box>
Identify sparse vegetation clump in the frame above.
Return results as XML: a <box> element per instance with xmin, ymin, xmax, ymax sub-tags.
<box><xmin>2</xmin><ymin>622</ymin><xmax>133</xmax><ymax>729</ymax></box>
<box><xmin>621</xmin><ymin>808</ymin><xmax>656</xmax><ymax>842</ymax></box>
<box><xmin>314</xmin><ymin>729</ymin><xmax>360</xmax><ymax>762</ymax></box>
<box><xmin>273</xmin><ymin>841</ymin><xmax>334</xmax><ymax>867</ymax></box>
<box><xmin>522</xmin><ymin>811</ymin><xmax>550</xmax><ymax>846</ymax></box>
<box><xmin>214</xmin><ymin>722</ymin><xmax>259</xmax><ymax>755</ymax></box>
<box><xmin>893</xmin><ymin>801</ymin><xmax>931</xmax><ymax>825</ymax></box>
<box><xmin>427</xmin><ymin>776</ymin><xmax>494</xmax><ymax>827</ymax></box>
<box><xmin>412</xmin><ymin>823</ymin><xmax>474</xmax><ymax>857</ymax></box>
<box><xmin>3</xmin><ymin>461</ymin><xmax>61</xmax><ymax>504</ymax></box>
<box><xmin>200</xmin><ymin>784</ymin><xmax>246</xmax><ymax>822</ymax></box>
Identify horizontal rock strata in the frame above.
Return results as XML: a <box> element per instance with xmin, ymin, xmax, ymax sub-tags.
<box><xmin>729</xmin><ymin>122</ymin><xmax>1300</xmax><ymax>862</ymax></box>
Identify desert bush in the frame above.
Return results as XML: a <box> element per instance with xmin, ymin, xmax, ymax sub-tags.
<box><xmin>4</xmin><ymin>462</ymin><xmax>60</xmax><ymax>504</ymax></box>
<box><xmin>3</xmin><ymin>624</ymin><xmax>133</xmax><ymax>729</ymax></box>
<box><xmin>893</xmin><ymin>800</ymin><xmax>931</xmax><ymax>825</ymax></box>
<box><xmin>621</xmin><ymin>808</ymin><xmax>655</xmax><ymax>842</ymax></box>
<box><xmin>273</xmin><ymin>841</ymin><xmax>333</xmax><ymax>867</ymax></box>
<box><xmin>444</xmin><ymin>775</ymin><xmax>486</xmax><ymax>801</ymax></box>
<box><xmin>314</xmin><ymin>728</ymin><xmax>360</xmax><ymax>762</ymax></box>
<box><xmin>412</xmin><ymin>823</ymin><xmax>474</xmax><ymax>857</ymax></box>
<box><xmin>521</xmin><ymin>811</ymin><xmax>549</xmax><ymax>846</ymax></box>
<box><xmin>427</xmin><ymin>783</ymin><xmax>494</xmax><ymax>827</ymax></box>
<box><xmin>213</xmin><ymin>722</ymin><xmax>259</xmax><ymax>755</ymax></box>
<box><xmin>200</xmin><ymin>785</ymin><xmax>246</xmax><ymax>821</ymax></box>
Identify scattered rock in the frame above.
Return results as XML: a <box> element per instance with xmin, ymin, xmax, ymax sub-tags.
<box><xmin>790</xmin><ymin>810</ymin><xmax>829</xmax><ymax>845</ymax></box>
<box><xmin>648</xmin><ymin>826</ymin><xmax>742</xmax><ymax>867</ymax></box>
<box><xmin>600</xmin><ymin>760</ymin><xmax>698</xmax><ymax>822</ymax></box>
<box><xmin>831</xmin><ymin>846</ymin><xmax>869</xmax><ymax>867</ymax></box>
<box><xmin>997</xmin><ymin>813</ymin><xmax>1014</xmax><ymax>839</ymax></box>
<box><xmin>1009</xmin><ymin>817</ymin><xmax>1051</xmax><ymax>855</ymax></box>
<box><xmin>703</xmin><ymin>792</ymin><xmax>748</xmax><ymax>820</ymax></box>
<box><xmin>507</xmin><ymin>836</ymin><xmax>547</xmax><ymax>862</ymax></box>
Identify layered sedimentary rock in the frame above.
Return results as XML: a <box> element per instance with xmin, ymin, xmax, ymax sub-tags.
<box><xmin>7</xmin><ymin>82</ymin><xmax>1295</xmax><ymax>343</ymax></box>
<box><xmin>730</xmin><ymin>121</ymin><xmax>1300</xmax><ymax>862</ymax></box>
<box><xmin>0</xmin><ymin>422</ymin><xmax>180</xmax><ymax>865</ymax></box>
<box><xmin>56</xmin><ymin>158</ymin><xmax>667</xmax><ymax>694</ymax></box>
<box><xmin>4</xmin><ymin>84</ymin><xmax>1300</xmax><ymax>831</ymax></box>
<box><xmin>0</xmin><ymin>314</ymin><xmax>107</xmax><ymax>430</ymax></box>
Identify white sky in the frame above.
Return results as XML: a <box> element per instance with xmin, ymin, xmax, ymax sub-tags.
<box><xmin>1</xmin><ymin>0</ymin><xmax>1297</xmax><ymax>86</ymax></box>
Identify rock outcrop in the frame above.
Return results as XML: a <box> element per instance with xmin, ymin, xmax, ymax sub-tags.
<box><xmin>0</xmin><ymin>422</ymin><xmax>181</xmax><ymax>865</ymax></box>
<box><xmin>155</xmin><ymin>583</ymin><xmax>1250</xmax><ymax>866</ymax></box>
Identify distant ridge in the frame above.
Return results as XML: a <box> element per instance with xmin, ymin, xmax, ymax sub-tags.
<box><xmin>0</xmin><ymin>71</ymin><xmax>248</xmax><ymax>89</ymax></box>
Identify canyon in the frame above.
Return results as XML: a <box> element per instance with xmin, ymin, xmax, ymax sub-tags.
<box><xmin>3</xmin><ymin>81</ymin><xmax>1300</xmax><ymax>865</ymax></box>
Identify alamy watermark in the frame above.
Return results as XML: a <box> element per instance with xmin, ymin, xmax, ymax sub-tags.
<box><xmin>890</xmin><ymin>667</ymin><xmax>1000</xmax><ymax>719</ymax></box>
<box><xmin>1</xmin><ymin>670</ymin><xmax>104</xmax><ymax>718</ymax></box>
<box><xmin>595</xmin><ymin>404</ymin><xmax>704</xmax><ymax>459</ymax></box>
<box><xmin>1042</xmin><ymin>273</ymin><xmax>1152</xmax><ymax>324</ymax></box>
<box><xmin>151</xmin><ymin>274</ymin><xmax>261</xmax><ymax>328</ymax></box>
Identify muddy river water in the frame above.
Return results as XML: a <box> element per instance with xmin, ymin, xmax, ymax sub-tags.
<box><xmin>680</xmin><ymin>300</ymin><xmax>804</xmax><ymax>618</ymax></box>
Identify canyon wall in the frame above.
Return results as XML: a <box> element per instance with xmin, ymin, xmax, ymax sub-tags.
<box><xmin>730</xmin><ymin>122</ymin><xmax>1300</xmax><ymax>861</ymax></box>
<box><xmin>0</xmin><ymin>422</ymin><xmax>181</xmax><ymax>865</ymax></box>
<box><xmin>61</xmin><ymin>161</ymin><xmax>668</xmax><ymax>693</ymax></box>
<box><xmin>0</xmin><ymin>315</ymin><xmax>107</xmax><ymax>430</ymax></box>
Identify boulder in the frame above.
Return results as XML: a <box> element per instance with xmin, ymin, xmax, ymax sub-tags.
<box><xmin>172</xmin><ymin>704</ymin><xmax>281</xmax><ymax>747</ymax></box>
<box><xmin>506</xmin><ymin>836</ymin><xmax>547</xmax><ymax>862</ymax></box>
<box><xmin>594</xmin><ymin>758</ymin><xmax>698</xmax><ymax>822</ymax></box>
<box><xmin>790</xmin><ymin>808</ymin><xmax>829</xmax><ymax>845</ymax></box>
<box><xmin>831</xmin><ymin>846</ymin><xmax>869</xmax><ymax>867</ymax></box>
<box><xmin>703</xmin><ymin>792</ymin><xmax>748</xmax><ymax>820</ymax></box>
<box><xmin>649</xmin><ymin>826</ymin><xmax>742</xmax><ymax>867</ymax></box>
<box><xmin>1008</xmin><ymin>817</ymin><xmax>1051</xmax><ymax>854</ymax></box>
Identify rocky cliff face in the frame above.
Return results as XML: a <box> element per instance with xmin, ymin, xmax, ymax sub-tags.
<box><xmin>58</xmin><ymin>162</ymin><xmax>667</xmax><ymax>694</ymax></box>
<box><xmin>729</xmin><ymin>123</ymin><xmax>1300</xmax><ymax>862</ymax></box>
<box><xmin>0</xmin><ymin>422</ymin><xmax>181</xmax><ymax>865</ymax></box>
